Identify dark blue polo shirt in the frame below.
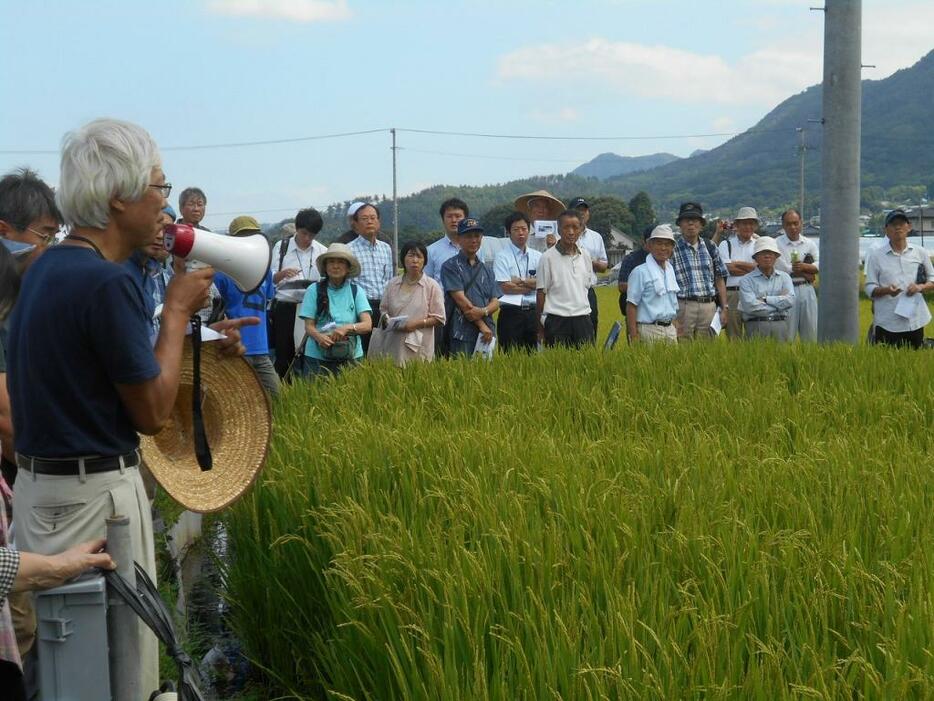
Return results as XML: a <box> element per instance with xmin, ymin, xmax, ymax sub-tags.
<box><xmin>7</xmin><ymin>246</ymin><xmax>160</xmax><ymax>458</ymax></box>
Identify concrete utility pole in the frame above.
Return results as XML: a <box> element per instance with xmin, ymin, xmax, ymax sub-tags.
<box><xmin>391</xmin><ymin>128</ymin><xmax>399</xmax><ymax>266</ymax></box>
<box><xmin>817</xmin><ymin>0</ymin><xmax>862</xmax><ymax>343</ymax></box>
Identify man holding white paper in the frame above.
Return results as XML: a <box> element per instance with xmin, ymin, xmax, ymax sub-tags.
<box><xmin>864</xmin><ymin>209</ymin><xmax>934</xmax><ymax>348</ymax></box>
<box><xmin>494</xmin><ymin>212</ymin><xmax>541</xmax><ymax>352</ymax></box>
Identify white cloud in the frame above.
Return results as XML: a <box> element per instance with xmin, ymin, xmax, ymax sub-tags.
<box><xmin>529</xmin><ymin>106</ymin><xmax>580</xmax><ymax>123</ymax></box>
<box><xmin>207</xmin><ymin>0</ymin><xmax>352</xmax><ymax>22</ymax></box>
<box><xmin>862</xmin><ymin>2</ymin><xmax>934</xmax><ymax>78</ymax></box>
<box><xmin>497</xmin><ymin>38</ymin><xmax>819</xmax><ymax>106</ymax></box>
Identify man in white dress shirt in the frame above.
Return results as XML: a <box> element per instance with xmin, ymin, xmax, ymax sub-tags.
<box><xmin>718</xmin><ymin>206</ymin><xmax>760</xmax><ymax>339</ymax></box>
<box><xmin>569</xmin><ymin>197</ymin><xmax>608</xmax><ymax>337</ymax></box>
<box><xmin>774</xmin><ymin>208</ymin><xmax>819</xmax><ymax>341</ymax></box>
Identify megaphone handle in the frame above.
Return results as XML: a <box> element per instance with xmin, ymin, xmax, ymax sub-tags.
<box><xmin>190</xmin><ymin>316</ymin><xmax>213</xmax><ymax>471</ymax></box>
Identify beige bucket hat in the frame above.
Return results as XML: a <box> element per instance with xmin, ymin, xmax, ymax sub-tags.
<box><xmin>316</xmin><ymin>242</ymin><xmax>362</xmax><ymax>278</ymax></box>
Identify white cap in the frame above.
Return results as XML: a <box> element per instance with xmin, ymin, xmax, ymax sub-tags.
<box><xmin>347</xmin><ymin>201</ymin><xmax>366</xmax><ymax>218</ymax></box>
<box><xmin>648</xmin><ymin>224</ymin><xmax>676</xmax><ymax>242</ymax></box>
<box><xmin>735</xmin><ymin>206</ymin><xmax>759</xmax><ymax>221</ymax></box>
<box><xmin>753</xmin><ymin>236</ymin><xmax>780</xmax><ymax>257</ymax></box>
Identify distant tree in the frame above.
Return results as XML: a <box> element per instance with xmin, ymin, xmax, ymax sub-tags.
<box><xmin>628</xmin><ymin>192</ymin><xmax>655</xmax><ymax>236</ymax></box>
<box><xmin>479</xmin><ymin>203</ymin><xmax>517</xmax><ymax>238</ymax></box>
<box><xmin>588</xmin><ymin>196</ymin><xmax>634</xmax><ymax>242</ymax></box>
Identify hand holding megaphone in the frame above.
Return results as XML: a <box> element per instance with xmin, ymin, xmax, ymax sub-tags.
<box><xmin>164</xmin><ymin>223</ymin><xmax>272</xmax><ymax>293</ymax></box>
<box><xmin>164</xmin><ymin>266</ymin><xmax>215</xmax><ymax>319</ymax></box>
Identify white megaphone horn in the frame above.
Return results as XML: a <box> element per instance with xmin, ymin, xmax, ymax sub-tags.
<box><xmin>164</xmin><ymin>224</ymin><xmax>271</xmax><ymax>293</ymax></box>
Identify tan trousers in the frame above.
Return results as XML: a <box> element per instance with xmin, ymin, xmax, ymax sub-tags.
<box><xmin>676</xmin><ymin>300</ymin><xmax>716</xmax><ymax>341</ymax></box>
<box><xmin>725</xmin><ymin>289</ymin><xmax>745</xmax><ymax>339</ymax></box>
<box><xmin>13</xmin><ymin>464</ymin><xmax>158</xmax><ymax>697</ymax></box>
<box><xmin>637</xmin><ymin>323</ymin><xmax>678</xmax><ymax>344</ymax></box>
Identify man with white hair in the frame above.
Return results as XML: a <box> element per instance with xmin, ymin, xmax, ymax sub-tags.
<box><xmin>774</xmin><ymin>208</ymin><xmax>819</xmax><ymax>341</ymax></box>
<box><xmin>6</xmin><ymin>118</ymin><xmax>253</xmax><ymax>695</ymax></box>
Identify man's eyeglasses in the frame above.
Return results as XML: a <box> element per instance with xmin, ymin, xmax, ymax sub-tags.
<box><xmin>26</xmin><ymin>227</ymin><xmax>56</xmax><ymax>247</ymax></box>
<box><xmin>149</xmin><ymin>182</ymin><xmax>173</xmax><ymax>198</ymax></box>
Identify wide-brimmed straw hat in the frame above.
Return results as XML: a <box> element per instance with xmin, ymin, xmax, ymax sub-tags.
<box><xmin>316</xmin><ymin>242</ymin><xmax>361</xmax><ymax>278</ymax></box>
<box><xmin>140</xmin><ymin>341</ymin><xmax>271</xmax><ymax>513</ymax></box>
<box><xmin>514</xmin><ymin>190</ymin><xmax>566</xmax><ymax>220</ymax></box>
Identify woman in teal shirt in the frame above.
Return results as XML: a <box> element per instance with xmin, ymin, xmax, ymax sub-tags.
<box><xmin>299</xmin><ymin>243</ymin><xmax>372</xmax><ymax>376</ymax></box>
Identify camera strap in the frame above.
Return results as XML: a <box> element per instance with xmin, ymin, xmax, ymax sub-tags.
<box><xmin>189</xmin><ymin>316</ymin><xmax>213</xmax><ymax>471</ymax></box>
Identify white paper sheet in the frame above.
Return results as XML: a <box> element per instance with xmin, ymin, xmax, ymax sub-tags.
<box><xmin>498</xmin><ymin>294</ymin><xmax>525</xmax><ymax>307</ymax></box>
<box><xmin>533</xmin><ymin>220</ymin><xmax>557</xmax><ymax>239</ymax></box>
<box><xmin>474</xmin><ymin>335</ymin><xmax>496</xmax><ymax>360</ymax></box>
<box><xmin>709</xmin><ymin>312</ymin><xmax>723</xmax><ymax>335</ymax></box>
<box><xmin>894</xmin><ymin>292</ymin><xmax>922</xmax><ymax>319</ymax></box>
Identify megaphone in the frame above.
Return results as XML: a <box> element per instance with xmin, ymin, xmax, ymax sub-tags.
<box><xmin>164</xmin><ymin>224</ymin><xmax>271</xmax><ymax>293</ymax></box>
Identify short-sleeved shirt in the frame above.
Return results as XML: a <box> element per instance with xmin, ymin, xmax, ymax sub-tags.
<box><xmin>536</xmin><ymin>243</ymin><xmax>593</xmax><ymax>317</ymax></box>
<box><xmin>864</xmin><ymin>241</ymin><xmax>934</xmax><ymax>332</ymax></box>
<box><xmin>626</xmin><ymin>262</ymin><xmax>680</xmax><ymax>323</ymax></box>
<box><xmin>214</xmin><ymin>270</ymin><xmax>275</xmax><ymax>356</ymax></box>
<box><xmin>425</xmin><ymin>236</ymin><xmax>461</xmax><ymax>284</ymax></box>
<box><xmin>579</xmin><ymin>228</ymin><xmax>607</xmax><ymax>287</ymax></box>
<box><xmin>493</xmin><ymin>241</ymin><xmax>542</xmax><ymax>307</ymax></box>
<box><xmin>441</xmin><ymin>252</ymin><xmax>497</xmax><ymax>343</ymax></box>
<box><xmin>718</xmin><ymin>235</ymin><xmax>758</xmax><ymax>288</ymax></box>
<box><xmin>671</xmin><ymin>237</ymin><xmax>728</xmax><ymax>299</ymax></box>
<box><xmin>298</xmin><ymin>280</ymin><xmax>371</xmax><ymax>360</ymax></box>
<box><xmin>271</xmin><ymin>237</ymin><xmax>326</xmax><ymax>283</ymax></box>
<box><xmin>348</xmin><ymin>236</ymin><xmax>394</xmax><ymax>300</ymax></box>
<box><xmin>7</xmin><ymin>247</ymin><xmax>161</xmax><ymax>458</ymax></box>
<box><xmin>123</xmin><ymin>251</ymin><xmax>172</xmax><ymax>343</ymax></box>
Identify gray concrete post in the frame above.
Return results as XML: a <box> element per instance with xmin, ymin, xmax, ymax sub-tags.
<box><xmin>817</xmin><ymin>0</ymin><xmax>862</xmax><ymax>343</ymax></box>
<box><xmin>106</xmin><ymin>515</ymin><xmax>142</xmax><ymax>700</ymax></box>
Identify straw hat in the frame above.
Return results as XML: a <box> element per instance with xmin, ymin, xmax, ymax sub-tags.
<box><xmin>514</xmin><ymin>190</ymin><xmax>566</xmax><ymax>220</ymax></box>
<box><xmin>140</xmin><ymin>341</ymin><xmax>271</xmax><ymax>513</ymax></box>
<box><xmin>316</xmin><ymin>242</ymin><xmax>361</xmax><ymax>278</ymax></box>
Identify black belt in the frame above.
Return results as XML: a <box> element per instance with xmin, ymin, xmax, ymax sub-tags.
<box><xmin>746</xmin><ymin>315</ymin><xmax>787</xmax><ymax>323</ymax></box>
<box><xmin>16</xmin><ymin>451</ymin><xmax>141</xmax><ymax>476</ymax></box>
<box><xmin>793</xmin><ymin>280</ymin><xmax>809</xmax><ymax>286</ymax></box>
<box><xmin>680</xmin><ymin>295</ymin><xmax>715</xmax><ymax>303</ymax></box>
<box><xmin>726</xmin><ymin>286</ymin><xmax>740</xmax><ymax>291</ymax></box>
<box><xmin>640</xmin><ymin>320</ymin><xmax>673</xmax><ymax>327</ymax></box>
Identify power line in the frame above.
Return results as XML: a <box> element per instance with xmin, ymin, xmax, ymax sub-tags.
<box><xmin>398</xmin><ymin>147</ymin><xmax>584</xmax><ymax>163</ymax></box>
<box><xmin>395</xmin><ymin>127</ymin><xmax>796</xmax><ymax>141</ymax></box>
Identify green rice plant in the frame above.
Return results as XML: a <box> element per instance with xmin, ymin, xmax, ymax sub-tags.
<box><xmin>225</xmin><ymin>339</ymin><xmax>934</xmax><ymax>700</ymax></box>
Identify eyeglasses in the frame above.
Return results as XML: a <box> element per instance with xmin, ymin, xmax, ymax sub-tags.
<box><xmin>149</xmin><ymin>182</ymin><xmax>173</xmax><ymax>198</ymax></box>
<box><xmin>26</xmin><ymin>226</ymin><xmax>56</xmax><ymax>246</ymax></box>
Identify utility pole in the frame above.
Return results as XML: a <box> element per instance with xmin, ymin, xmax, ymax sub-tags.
<box><xmin>817</xmin><ymin>0</ymin><xmax>862</xmax><ymax>344</ymax></box>
<box><xmin>797</xmin><ymin>127</ymin><xmax>806</xmax><ymax>222</ymax></box>
<box><xmin>391</xmin><ymin>128</ymin><xmax>399</xmax><ymax>267</ymax></box>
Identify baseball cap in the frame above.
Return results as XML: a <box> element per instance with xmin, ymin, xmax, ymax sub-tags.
<box><xmin>457</xmin><ymin>218</ymin><xmax>484</xmax><ymax>235</ymax></box>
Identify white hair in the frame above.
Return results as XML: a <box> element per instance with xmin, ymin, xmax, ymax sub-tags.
<box><xmin>56</xmin><ymin>118</ymin><xmax>162</xmax><ymax>229</ymax></box>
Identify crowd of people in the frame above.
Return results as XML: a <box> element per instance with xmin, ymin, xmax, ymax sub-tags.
<box><xmin>0</xmin><ymin>116</ymin><xmax>931</xmax><ymax>698</ymax></box>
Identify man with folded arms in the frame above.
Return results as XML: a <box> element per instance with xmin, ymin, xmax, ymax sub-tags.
<box><xmin>671</xmin><ymin>202</ymin><xmax>728</xmax><ymax>340</ymax></box>
<box><xmin>774</xmin><ymin>208</ymin><xmax>819</xmax><ymax>341</ymax></box>
<box><xmin>738</xmin><ymin>236</ymin><xmax>795</xmax><ymax>341</ymax></box>
<box><xmin>626</xmin><ymin>225</ymin><xmax>679</xmax><ymax>344</ymax></box>
<box><xmin>348</xmin><ymin>204</ymin><xmax>393</xmax><ymax>354</ymax></box>
<box><xmin>536</xmin><ymin>210</ymin><xmax>594</xmax><ymax>347</ymax></box>
<box><xmin>864</xmin><ymin>208</ymin><xmax>934</xmax><ymax>348</ymax></box>
<box><xmin>494</xmin><ymin>212</ymin><xmax>541</xmax><ymax>352</ymax></box>
<box><xmin>718</xmin><ymin>206</ymin><xmax>760</xmax><ymax>338</ymax></box>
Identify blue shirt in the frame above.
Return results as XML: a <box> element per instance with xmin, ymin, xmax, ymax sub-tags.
<box><xmin>493</xmin><ymin>241</ymin><xmax>542</xmax><ymax>306</ymax></box>
<box><xmin>441</xmin><ymin>252</ymin><xmax>497</xmax><ymax>343</ymax></box>
<box><xmin>626</xmin><ymin>262</ymin><xmax>680</xmax><ymax>323</ymax></box>
<box><xmin>298</xmin><ymin>281</ymin><xmax>372</xmax><ymax>360</ymax></box>
<box><xmin>124</xmin><ymin>251</ymin><xmax>172</xmax><ymax>342</ymax></box>
<box><xmin>618</xmin><ymin>249</ymin><xmax>649</xmax><ymax>284</ymax></box>
<box><xmin>671</xmin><ymin>237</ymin><xmax>728</xmax><ymax>298</ymax></box>
<box><xmin>425</xmin><ymin>236</ymin><xmax>461</xmax><ymax>283</ymax></box>
<box><xmin>8</xmin><ymin>247</ymin><xmax>160</xmax><ymax>458</ymax></box>
<box><xmin>738</xmin><ymin>268</ymin><xmax>795</xmax><ymax>320</ymax></box>
<box><xmin>348</xmin><ymin>236</ymin><xmax>394</xmax><ymax>300</ymax></box>
<box><xmin>214</xmin><ymin>270</ymin><xmax>275</xmax><ymax>356</ymax></box>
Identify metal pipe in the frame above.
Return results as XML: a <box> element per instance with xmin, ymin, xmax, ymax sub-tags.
<box><xmin>106</xmin><ymin>515</ymin><xmax>142</xmax><ymax>700</ymax></box>
<box><xmin>817</xmin><ymin>0</ymin><xmax>862</xmax><ymax>343</ymax></box>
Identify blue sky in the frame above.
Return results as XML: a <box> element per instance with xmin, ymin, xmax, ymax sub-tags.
<box><xmin>2</xmin><ymin>0</ymin><xmax>931</xmax><ymax>228</ymax></box>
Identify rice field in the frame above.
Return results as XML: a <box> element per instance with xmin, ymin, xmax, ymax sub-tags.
<box><xmin>224</xmin><ymin>310</ymin><xmax>934</xmax><ymax>700</ymax></box>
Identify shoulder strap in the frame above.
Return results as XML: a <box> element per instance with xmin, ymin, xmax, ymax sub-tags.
<box><xmin>278</xmin><ymin>236</ymin><xmax>292</xmax><ymax>270</ymax></box>
<box><xmin>315</xmin><ymin>279</ymin><xmax>330</xmax><ymax>321</ymax></box>
<box><xmin>462</xmin><ymin>263</ymin><xmax>484</xmax><ymax>297</ymax></box>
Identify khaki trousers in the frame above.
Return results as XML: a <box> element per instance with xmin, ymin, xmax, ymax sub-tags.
<box><xmin>676</xmin><ymin>300</ymin><xmax>716</xmax><ymax>341</ymax></box>
<box><xmin>13</xmin><ymin>464</ymin><xmax>158</xmax><ymax>697</ymax></box>
<box><xmin>725</xmin><ymin>289</ymin><xmax>745</xmax><ymax>339</ymax></box>
<box><xmin>637</xmin><ymin>323</ymin><xmax>678</xmax><ymax>344</ymax></box>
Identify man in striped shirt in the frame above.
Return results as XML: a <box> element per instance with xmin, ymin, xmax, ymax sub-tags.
<box><xmin>348</xmin><ymin>204</ymin><xmax>393</xmax><ymax>354</ymax></box>
<box><xmin>670</xmin><ymin>202</ymin><xmax>729</xmax><ymax>341</ymax></box>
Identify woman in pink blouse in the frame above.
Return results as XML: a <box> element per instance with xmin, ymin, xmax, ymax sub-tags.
<box><xmin>368</xmin><ymin>241</ymin><xmax>445</xmax><ymax>366</ymax></box>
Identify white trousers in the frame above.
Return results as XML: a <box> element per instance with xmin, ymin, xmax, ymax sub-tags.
<box><xmin>789</xmin><ymin>283</ymin><xmax>818</xmax><ymax>341</ymax></box>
